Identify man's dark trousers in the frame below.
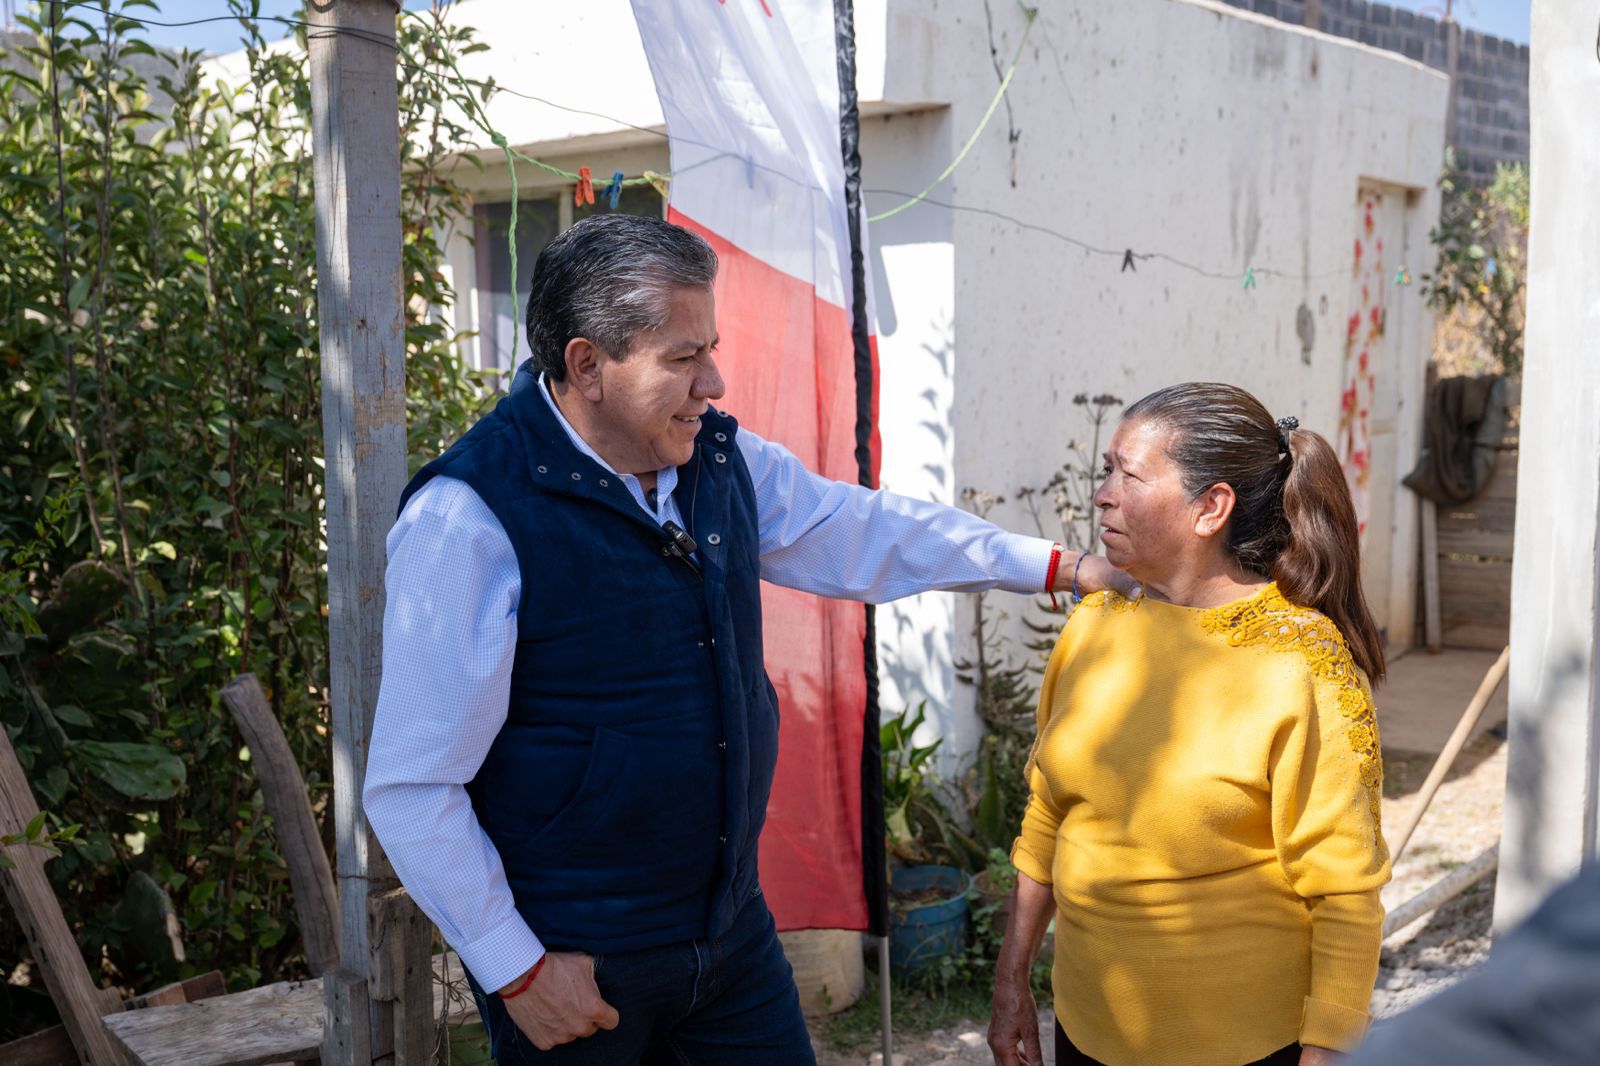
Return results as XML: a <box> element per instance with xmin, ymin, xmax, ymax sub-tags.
<box><xmin>465</xmin><ymin>892</ymin><xmax>816</xmax><ymax>1065</ymax></box>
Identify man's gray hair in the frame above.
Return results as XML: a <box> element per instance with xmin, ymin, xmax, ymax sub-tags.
<box><xmin>524</xmin><ymin>213</ymin><xmax>719</xmax><ymax>380</ymax></box>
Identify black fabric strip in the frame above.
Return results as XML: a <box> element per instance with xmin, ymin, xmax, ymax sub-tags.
<box><xmin>833</xmin><ymin>0</ymin><xmax>887</xmax><ymax>939</ymax></box>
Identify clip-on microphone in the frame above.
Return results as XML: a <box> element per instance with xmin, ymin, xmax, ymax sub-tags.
<box><xmin>661</xmin><ymin>520</ymin><xmax>699</xmax><ymax>559</ymax></box>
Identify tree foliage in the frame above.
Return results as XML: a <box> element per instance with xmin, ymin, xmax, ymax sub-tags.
<box><xmin>0</xmin><ymin>0</ymin><xmax>489</xmax><ymax>1034</ymax></box>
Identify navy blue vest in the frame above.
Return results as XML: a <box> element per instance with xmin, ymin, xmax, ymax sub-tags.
<box><xmin>397</xmin><ymin>372</ymin><xmax>778</xmax><ymax>954</ymax></box>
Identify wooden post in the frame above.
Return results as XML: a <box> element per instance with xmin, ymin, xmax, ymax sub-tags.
<box><xmin>221</xmin><ymin>675</ymin><xmax>339</xmax><ymax>976</ymax></box>
<box><xmin>0</xmin><ymin>729</ymin><xmax>127</xmax><ymax>1066</ymax></box>
<box><xmin>307</xmin><ymin>2</ymin><xmax>433</xmax><ymax>1063</ymax></box>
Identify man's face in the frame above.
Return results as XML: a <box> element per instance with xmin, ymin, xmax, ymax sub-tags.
<box><xmin>593</xmin><ymin>285</ymin><xmax>726</xmax><ymax>473</ymax></box>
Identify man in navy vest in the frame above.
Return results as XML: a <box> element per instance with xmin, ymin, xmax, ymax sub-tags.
<box><xmin>365</xmin><ymin>214</ymin><xmax>1131</xmax><ymax>1064</ymax></box>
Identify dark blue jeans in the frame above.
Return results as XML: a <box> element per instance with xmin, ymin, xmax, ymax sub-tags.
<box><xmin>466</xmin><ymin>893</ymin><xmax>815</xmax><ymax>1065</ymax></box>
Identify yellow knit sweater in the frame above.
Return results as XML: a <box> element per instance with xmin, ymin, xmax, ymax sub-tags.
<box><xmin>1011</xmin><ymin>584</ymin><xmax>1390</xmax><ymax>1066</ymax></box>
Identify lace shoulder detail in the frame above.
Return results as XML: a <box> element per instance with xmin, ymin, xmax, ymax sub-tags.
<box><xmin>1076</xmin><ymin>589</ymin><xmax>1141</xmax><ymax>614</ymax></box>
<box><xmin>1198</xmin><ymin>585</ymin><xmax>1382</xmax><ymax>824</ymax></box>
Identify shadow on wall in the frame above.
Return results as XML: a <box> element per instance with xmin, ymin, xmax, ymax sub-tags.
<box><xmin>877</xmin><ymin>314</ymin><xmax>956</xmax><ymax>746</ymax></box>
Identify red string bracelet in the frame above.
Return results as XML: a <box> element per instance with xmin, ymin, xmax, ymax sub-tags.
<box><xmin>499</xmin><ymin>955</ymin><xmax>547</xmax><ymax>1000</ymax></box>
<box><xmin>1044</xmin><ymin>543</ymin><xmax>1064</xmax><ymax>610</ymax></box>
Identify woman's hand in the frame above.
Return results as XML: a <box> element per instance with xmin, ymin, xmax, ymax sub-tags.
<box><xmin>1056</xmin><ymin>551</ymin><xmax>1140</xmax><ymax>600</ymax></box>
<box><xmin>987</xmin><ymin>971</ymin><xmax>1042</xmax><ymax>1065</ymax></box>
<box><xmin>1298</xmin><ymin>1045</ymin><xmax>1344</xmax><ymax>1065</ymax></box>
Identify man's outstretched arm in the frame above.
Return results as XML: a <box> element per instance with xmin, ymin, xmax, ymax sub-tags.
<box><xmin>739</xmin><ymin>429</ymin><xmax>1132</xmax><ymax>601</ymax></box>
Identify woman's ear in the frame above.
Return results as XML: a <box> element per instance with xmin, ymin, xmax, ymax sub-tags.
<box><xmin>1192</xmin><ymin>482</ymin><xmax>1237</xmax><ymax>540</ymax></box>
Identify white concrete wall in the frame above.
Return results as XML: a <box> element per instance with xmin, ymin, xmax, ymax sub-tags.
<box><xmin>1495</xmin><ymin>0</ymin><xmax>1600</xmax><ymax>929</ymax></box>
<box><xmin>867</xmin><ymin>0</ymin><xmax>1446</xmax><ymax>764</ymax></box>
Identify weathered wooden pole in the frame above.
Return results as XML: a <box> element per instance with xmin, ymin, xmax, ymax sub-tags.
<box><xmin>306</xmin><ymin>2</ymin><xmax>434</xmax><ymax>1062</ymax></box>
<box><xmin>0</xmin><ymin>729</ymin><xmax>127</xmax><ymax>1066</ymax></box>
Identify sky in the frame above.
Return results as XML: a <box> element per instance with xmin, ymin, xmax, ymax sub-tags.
<box><xmin>16</xmin><ymin>0</ymin><xmax>1532</xmax><ymax>53</ymax></box>
<box><xmin>1382</xmin><ymin>0</ymin><xmax>1530</xmax><ymax>44</ymax></box>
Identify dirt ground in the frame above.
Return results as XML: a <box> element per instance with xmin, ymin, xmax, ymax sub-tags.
<box><xmin>809</xmin><ymin>730</ymin><xmax>1508</xmax><ymax>1065</ymax></box>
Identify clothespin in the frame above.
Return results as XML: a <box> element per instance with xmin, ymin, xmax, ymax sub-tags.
<box><xmin>574</xmin><ymin>166</ymin><xmax>595</xmax><ymax>207</ymax></box>
<box><xmin>1394</xmin><ymin>265</ymin><xmax>1411</xmax><ymax>286</ymax></box>
<box><xmin>643</xmin><ymin>170</ymin><xmax>670</xmax><ymax>199</ymax></box>
<box><xmin>605</xmin><ymin>170</ymin><xmax>625</xmax><ymax>209</ymax></box>
<box><xmin>1242</xmin><ymin>266</ymin><xmax>1257</xmax><ymax>290</ymax></box>
<box><xmin>1121</xmin><ymin>249</ymin><xmax>1137</xmax><ymax>273</ymax></box>
<box><xmin>1485</xmin><ymin>256</ymin><xmax>1499</xmax><ymax>278</ymax></box>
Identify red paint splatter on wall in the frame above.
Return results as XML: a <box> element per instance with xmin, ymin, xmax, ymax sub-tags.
<box><xmin>1340</xmin><ymin>185</ymin><xmax>1388</xmax><ymax>542</ymax></box>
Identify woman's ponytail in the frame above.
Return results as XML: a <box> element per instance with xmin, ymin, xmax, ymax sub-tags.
<box><xmin>1124</xmin><ymin>383</ymin><xmax>1387</xmax><ymax>684</ymax></box>
<box><xmin>1273</xmin><ymin>429</ymin><xmax>1386</xmax><ymax>683</ymax></box>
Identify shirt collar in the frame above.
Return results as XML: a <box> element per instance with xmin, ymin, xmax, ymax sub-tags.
<box><xmin>535</xmin><ymin>372</ymin><xmax>678</xmax><ymax>516</ymax></box>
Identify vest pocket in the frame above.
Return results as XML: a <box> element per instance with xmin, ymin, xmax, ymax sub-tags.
<box><xmin>515</xmin><ymin>725</ymin><xmax>630</xmax><ymax>862</ymax></box>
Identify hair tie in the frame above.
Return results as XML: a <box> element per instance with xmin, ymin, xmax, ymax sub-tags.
<box><xmin>1276</xmin><ymin>416</ymin><xmax>1299</xmax><ymax>456</ymax></box>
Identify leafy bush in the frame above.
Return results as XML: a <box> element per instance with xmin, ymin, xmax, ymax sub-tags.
<box><xmin>0</xmin><ymin>0</ymin><xmax>487</xmax><ymax>1035</ymax></box>
<box><xmin>1425</xmin><ymin>154</ymin><xmax>1528</xmax><ymax>376</ymax></box>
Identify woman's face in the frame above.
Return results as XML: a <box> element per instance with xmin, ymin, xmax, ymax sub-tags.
<box><xmin>1092</xmin><ymin>418</ymin><xmax>1207</xmax><ymax>582</ymax></box>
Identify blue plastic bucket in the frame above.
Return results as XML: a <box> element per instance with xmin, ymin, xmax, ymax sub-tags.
<box><xmin>888</xmin><ymin>865</ymin><xmax>971</xmax><ymax>977</ymax></box>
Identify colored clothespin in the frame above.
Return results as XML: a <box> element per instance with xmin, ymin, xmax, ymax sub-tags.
<box><xmin>1394</xmin><ymin>265</ymin><xmax>1411</xmax><ymax>286</ymax></box>
<box><xmin>1242</xmin><ymin>266</ymin><xmax>1257</xmax><ymax>290</ymax></box>
<box><xmin>574</xmin><ymin>166</ymin><xmax>595</xmax><ymax>207</ymax></box>
<box><xmin>1121</xmin><ymin>249</ymin><xmax>1137</xmax><ymax>273</ymax></box>
<box><xmin>643</xmin><ymin>170</ymin><xmax>670</xmax><ymax>199</ymax></box>
<box><xmin>605</xmin><ymin>170</ymin><xmax>625</xmax><ymax>209</ymax></box>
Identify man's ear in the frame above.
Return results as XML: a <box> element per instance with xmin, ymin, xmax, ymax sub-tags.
<box><xmin>563</xmin><ymin>338</ymin><xmax>605</xmax><ymax>402</ymax></box>
<box><xmin>1193</xmin><ymin>482</ymin><xmax>1237</xmax><ymax>540</ymax></box>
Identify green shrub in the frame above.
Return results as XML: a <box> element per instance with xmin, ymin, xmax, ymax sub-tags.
<box><xmin>0</xmin><ymin>1</ymin><xmax>487</xmax><ymax>1035</ymax></box>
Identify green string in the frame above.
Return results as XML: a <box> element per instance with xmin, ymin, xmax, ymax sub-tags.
<box><xmin>867</xmin><ymin>6</ymin><xmax>1037</xmax><ymax>223</ymax></box>
<box><xmin>405</xmin><ymin>5</ymin><xmax>1040</xmax><ymax>347</ymax></box>
<box><xmin>418</xmin><ymin>23</ymin><xmax>661</xmax><ymax>368</ymax></box>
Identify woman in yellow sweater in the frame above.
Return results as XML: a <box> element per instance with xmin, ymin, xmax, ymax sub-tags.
<box><xmin>988</xmin><ymin>383</ymin><xmax>1391</xmax><ymax>1066</ymax></box>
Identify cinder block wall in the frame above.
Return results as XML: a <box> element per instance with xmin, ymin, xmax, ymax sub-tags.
<box><xmin>1219</xmin><ymin>0</ymin><xmax>1528</xmax><ymax>183</ymax></box>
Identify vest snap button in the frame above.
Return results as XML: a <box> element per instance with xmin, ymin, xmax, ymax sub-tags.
<box><xmin>714</xmin><ymin>453</ymin><xmax>727</xmax><ymax>464</ymax></box>
<box><xmin>698</xmin><ymin>640</ymin><xmax>706</xmax><ymax>649</ymax></box>
<box><xmin>571</xmin><ymin>472</ymin><xmax>582</xmax><ymax>481</ymax></box>
<box><xmin>707</xmin><ymin>534</ymin><xmax>721</xmax><ymax>546</ymax></box>
<box><xmin>536</xmin><ymin>465</ymin><xmax>548</xmax><ymax>474</ymax></box>
<box><xmin>714</xmin><ymin>432</ymin><xmax>727</xmax><ymax>442</ymax></box>
<box><xmin>719</xmin><ymin>835</ymin><xmax>728</xmax><ymax>845</ymax></box>
<box><xmin>599</xmin><ymin>478</ymin><xmax>609</xmax><ymax>487</ymax></box>
<box><xmin>718</xmin><ymin>741</ymin><xmax>727</xmax><ymax>751</ymax></box>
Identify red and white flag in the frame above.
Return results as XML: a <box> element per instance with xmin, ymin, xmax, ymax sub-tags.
<box><xmin>630</xmin><ymin>0</ymin><xmax>881</xmax><ymax>933</ymax></box>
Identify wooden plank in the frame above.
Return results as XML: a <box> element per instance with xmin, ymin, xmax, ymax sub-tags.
<box><xmin>306</xmin><ymin>1</ymin><xmax>415</xmax><ymax>1061</ymax></box>
<box><xmin>1383</xmin><ymin>843</ymin><xmax>1500</xmax><ymax>938</ymax></box>
<box><xmin>364</xmin><ymin>890</ymin><xmax>436</xmax><ymax>1066</ymax></box>
<box><xmin>1438</xmin><ymin>557</ymin><xmax>1513</xmax><ymax>650</ymax></box>
<box><xmin>1421</xmin><ymin>499</ymin><xmax>1442</xmax><ymax>652</ymax></box>
<box><xmin>105</xmin><ymin>979</ymin><xmax>325</xmax><ymax>1066</ymax></box>
<box><xmin>221</xmin><ymin>675</ymin><xmax>339</xmax><ymax>976</ymax></box>
<box><xmin>124</xmin><ymin>970</ymin><xmax>229</xmax><ymax>1011</ymax></box>
<box><xmin>0</xmin><ymin>1023</ymin><xmax>78</xmax><ymax>1066</ymax></box>
<box><xmin>102</xmin><ymin>954</ymin><xmax>475</xmax><ymax>1066</ymax></box>
<box><xmin>0</xmin><ymin>730</ymin><xmax>129</xmax><ymax>1066</ymax></box>
<box><xmin>322</xmin><ymin>971</ymin><xmax>373</xmax><ymax>1066</ymax></box>
<box><xmin>1</xmin><ymin>971</ymin><xmax>229</xmax><ymax>1066</ymax></box>
<box><xmin>1436</xmin><ymin>525</ymin><xmax>1515</xmax><ymax>559</ymax></box>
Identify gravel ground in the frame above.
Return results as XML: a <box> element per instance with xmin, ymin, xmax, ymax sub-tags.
<box><xmin>810</xmin><ymin>734</ymin><xmax>1507</xmax><ymax>1064</ymax></box>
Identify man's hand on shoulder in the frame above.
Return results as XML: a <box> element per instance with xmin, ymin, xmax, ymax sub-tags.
<box><xmin>1055</xmin><ymin>552</ymin><xmax>1140</xmax><ymax>600</ymax></box>
<box><xmin>498</xmin><ymin>952</ymin><xmax>619</xmax><ymax>1051</ymax></box>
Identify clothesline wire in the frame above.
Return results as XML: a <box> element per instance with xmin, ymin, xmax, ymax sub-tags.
<box><xmin>32</xmin><ymin>0</ymin><xmax>1368</xmax><ymax>289</ymax></box>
